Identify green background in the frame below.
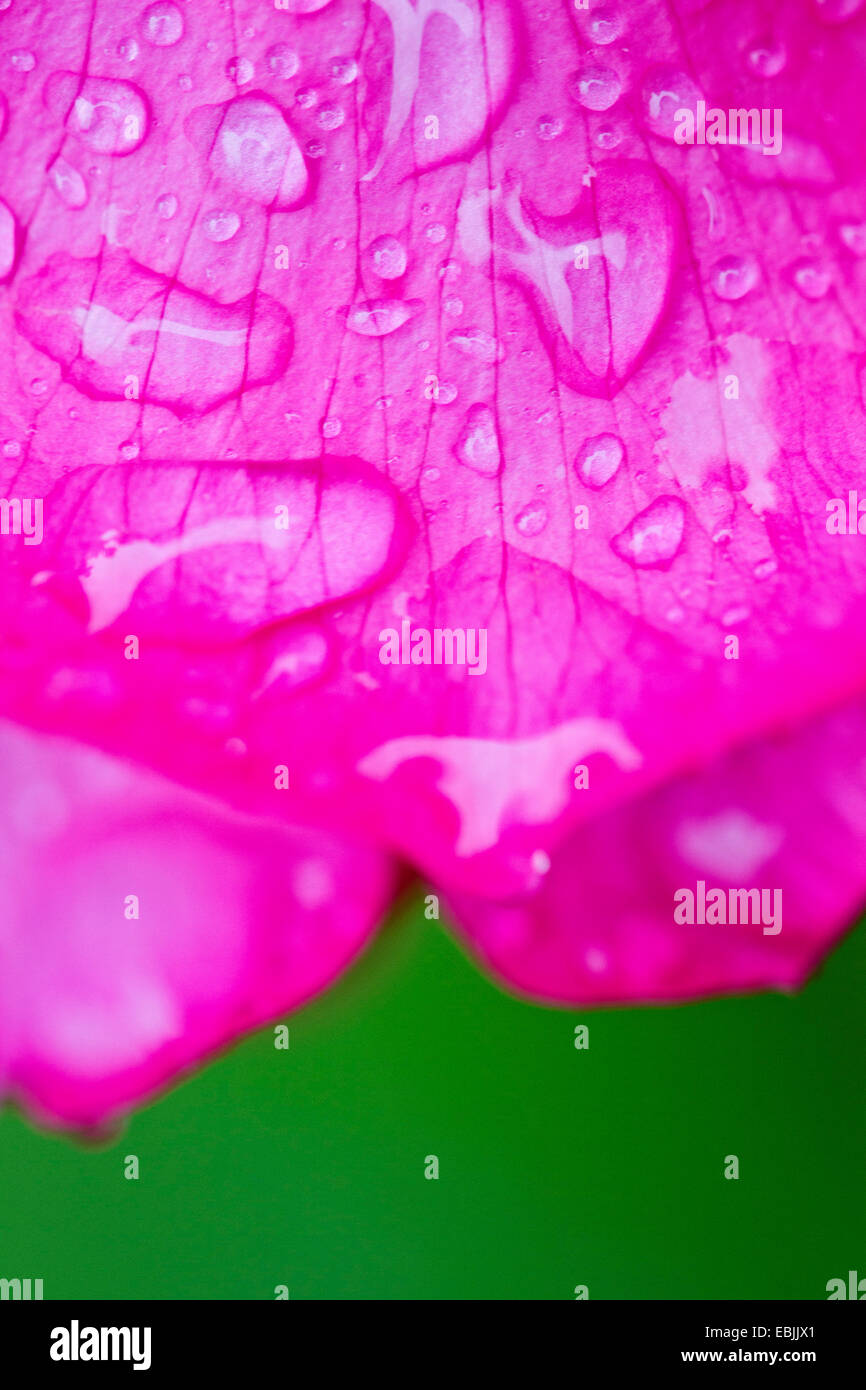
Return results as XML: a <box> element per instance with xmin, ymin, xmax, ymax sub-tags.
<box><xmin>1</xmin><ymin>894</ymin><xmax>864</xmax><ymax>1300</ymax></box>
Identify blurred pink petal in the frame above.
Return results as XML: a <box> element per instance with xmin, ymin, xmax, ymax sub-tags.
<box><xmin>0</xmin><ymin>721</ymin><xmax>396</xmax><ymax>1128</ymax></box>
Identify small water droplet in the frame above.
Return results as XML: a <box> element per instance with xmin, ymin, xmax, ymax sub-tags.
<box><xmin>10</xmin><ymin>49</ymin><xmax>36</xmax><ymax>72</ymax></box>
<box><xmin>367</xmin><ymin>234</ymin><xmax>407</xmax><ymax>279</ymax></box>
<box><xmin>569</xmin><ymin>64</ymin><xmax>621</xmax><ymax>112</ymax></box>
<box><xmin>536</xmin><ymin>114</ymin><xmax>564</xmax><ymax>141</ymax></box>
<box><xmin>578</xmin><ymin>2</ymin><xmax>624</xmax><ymax>45</ymax></box>
<box><xmin>2</xmin><ymin>439</ymin><xmax>21</xmax><ymax>458</ymax></box>
<box><xmin>178</xmin><ymin>73</ymin><xmax>192</xmax><ymax>91</ymax></box>
<box><xmin>266</xmin><ymin>44</ymin><xmax>300</xmax><ymax>78</ymax></box>
<box><xmin>453</xmin><ymin>403</ymin><xmax>502</xmax><ymax>476</ymax></box>
<box><xmin>433</xmin><ymin>381</ymin><xmax>458</xmax><ymax>405</ymax></box>
<box><xmin>447</xmin><ymin>327</ymin><xmax>503</xmax><ymax>363</ymax></box>
<box><xmin>30</xmin><ymin>377</ymin><xmax>48</xmax><ymax>395</ymax></box>
<box><xmin>141</xmin><ymin>1</ymin><xmax>185</xmax><ymax>46</ymax></box>
<box><xmin>119</xmin><ymin>440</ymin><xmax>140</xmax><ymax>460</ymax></box>
<box><xmin>612</xmin><ymin>495</ymin><xmax>685</xmax><ymax>567</ymax></box>
<box><xmin>515</xmin><ymin>499</ymin><xmax>549</xmax><ymax>537</ymax></box>
<box><xmin>425</xmin><ymin>222</ymin><xmax>447</xmax><ymax>244</ymax></box>
<box><xmin>722</xmin><ymin>604</ymin><xmax>750</xmax><ymax>625</ymax></box>
<box><xmin>840</xmin><ymin>222</ymin><xmax>866</xmax><ymax>257</ymax></box>
<box><xmin>790</xmin><ymin>256</ymin><xmax>832</xmax><ymax>299</ymax></box>
<box><xmin>202</xmin><ymin>208</ymin><xmax>241</xmax><ymax>242</ymax></box>
<box><xmin>642</xmin><ymin>67</ymin><xmax>704</xmax><ymax>140</ymax></box>
<box><xmin>295</xmin><ymin>87</ymin><xmax>318</xmax><ymax>110</ymax></box>
<box><xmin>574</xmin><ymin>432</ymin><xmax>625</xmax><ymax>488</ymax></box>
<box><xmin>710</xmin><ymin>254</ymin><xmax>759</xmax><ymax>301</ymax></box>
<box><xmin>595</xmin><ymin>125</ymin><xmax>622</xmax><ymax>149</ymax></box>
<box><xmin>156</xmin><ymin>192</ymin><xmax>178</xmax><ymax>220</ymax></box>
<box><xmin>117</xmin><ymin>37</ymin><xmax>140</xmax><ymax>62</ymax></box>
<box><xmin>48</xmin><ymin>156</ymin><xmax>88</xmax><ymax>209</ymax></box>
<box><xmin>444</xmin><ymin>295</ymin><xmax>463</xmax><ymax>317</ymax></box>
<box><xmin>753</xmin><ymin>556</ymin><xmax>778</xmax><ymax>580</ymax></box>
<box><xmin>317</xmin><ymin>103</ymin><xmax>344</xmax><ymax>130</ymax></box>
<box><xmin>744</xmin><ymin>35</ymin><xmax>787</xmax><ymax>77</ymax></box>
<box><xmin>227</xmin><ymin>56</ymin><xmax>254</xmax><ymax>85</ymax></box>
<box><xmin>346</xmin><ymin>298</ymin><xmax>421</xmax><ymax>336</ymax></box>
<box><xmin>321</xmin><ymin>417</ymin><xmax>342</xmax><ymax>438</ymax></box>
<box><xmin>330</xmin><ymin>56</ymin><xmax>358</xmax><ymax>85</ymax></box>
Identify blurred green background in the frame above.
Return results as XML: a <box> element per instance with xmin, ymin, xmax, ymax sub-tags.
<box><xmin>1</xmin><ymin>893</ymin><xmax>864</xmax><ymax>1300</ymax></box>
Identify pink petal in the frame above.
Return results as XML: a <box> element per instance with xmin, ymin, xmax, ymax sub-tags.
<box><xmin>0</xmin><ymin>720</ymin><xmax>396</xmax><ymax>1128</ymax></box>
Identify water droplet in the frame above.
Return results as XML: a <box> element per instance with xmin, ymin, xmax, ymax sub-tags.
<box><xmin>790</xmin><ymin>256</ymin><xmax>832</xmax><ymax>300</ymax></box>
<box><xmin>530</xmin><ymin>849</ymin><xmax>551</xmax><ymax>875</ymax></box>
<box><xmin>178</xmin><ymin>73</ymin><xmax>192</xmax><ymax>92</ymax></box>
<box><xmin>10</xmin><ymin>50</ymin><xmax>36</xmax><ymax>73</ymax></box>
<box><xmin>744</xmin><ymin>35</ymin><xmax>787</xmax><ymax>77</ymax></box>
<box><xmin>141</xmin><ymin>1</ymin><xmax>184</xmax><ymax>47</ymax></box>
<box><xmin>295</xmin><ymin>87</ymin><xmax>318</xmax><ymax>110</ymax></box>
<box><xmin>52</xmin><ymin>74</ymin><xmax>150</xmax><ymax>155</ymax></box>
<box><xmin>612</xmin><ymin>496</ymin><xmax>685</xmax><ymax>567</ymax></box>
<box><xmin>642</xmin><ymin>67</ymin><xmax>704</xmax><ymax>140</ymax></box>
<box><xmin>119</xmin><ymin>440</ymin><xmax>140</xmax><ymax>460</ymax></box>
<box><xmin>433</xmin><ymin>381</ymin><xmax>458</xmax><ymax>405</ymax></box>
<box><xmin>367</xmin><ymin>234</ymin><xmax>407</xmax><ymax>280</ymax></box>
<box><xmin>30</xmin><ymin>377</ymin><xmax>48</xmax><ymax>395</ymax></box>
<box><xmin>266</xmin><ymin>44</ymin><xmax>300</xmax><ymax>79</ymax></box>
<box><xmin>447</xmin><ymin>327</ymin><xmax>503</xmax><ymax>363</ymax></box>
<box><xmin>569</xmin><ymin>64</ymin><xmax>621</xmax><ymax>112</ymax></box>
<box><xmin>813</xmin><ymin>0</ymin><xmax>865</xmax><ymax>24</ymax></box>
<box><xmin>722</xmin><ymin>604</ymin><xmax>750</xmax><ymax>625</ymax></box>
<box><xmin>329</xmin><ymin>56</ymin><xmax>358</xmax><ymax>85</ymax></box>
<box><xmin>574</xmin><ymin>432</ymin><xmax>624</xmax><ymax>488</ymax></box>
<box><xmin>346</xmin><ymin>298</ymin><xmax>422</xmax><ymax>336</ymax></box>
<box><xmin>425</xmin><ymin>222</ymin><xmax>447</xmax><ymax>244</ymax></box>
<box><xmin>156</xmin><ymin>192</ymin><xmax>178</xmax><ymax>220</ymax></box>
<box><xmin>753</xmin><ymin>557</ymin><xmax>778</xmax><ymax>580</ymax></box>
<box><xmin>305</xmin><ymin>139</ymin><xmax>325</xmax><ymax>159</ymax></box>
<box><xmin>444</xmin><ymin>295</ymin><xmax>463</xmax><ymax>317</ymax></box>
<box><xmin>317</xmin><ymin>103</ymin><xmax>344</xmax><ymax>131</ymax></box>
<box><xmin>117</xmin><ymin>37</ymin><xmax>140</xmax><ymax>62</ymax></box>
<box><xmin>453</xmin><ymin>403</ymin><xmax>502</xmax><ymax>476</ymax></box>
<box><xmin>48</xmin><ymin>156</ymin><xmax>88</xmax><ymax>209</ymax></box>
<box><xmin>536</xmin><ymin>115</ymin><xmax>564</xmax><ymax>141</ymax></box>
<box><xmin>840</xmin><ymin>222</ymin><xmax>866</xmax><ymax>256</ymax></box>
<box><xmin>710</xmin><ymin>254</ymin><xmax>759</xmax><ymax>301</ymax></box>
<box><xmin>515</xmin><ymin>499</ymin><xmax>549</xmax><ymax>537</ymax></box>
<box><xmin>202</xmin><ymin>209</ymin><xmax>241</xmax><ymax>242</ymax></box>
<box><xmin>595</xmin><ymin>126</ymin><xmax>622</xmax><ymax>149</ymax></box>
<box><xmin>227</xmin><ymin>56</ymin><xmax>254</xmax><ymax>86</ymax></box>
<box><xmin>578</xmin><ymin>2</ymin><xmax>624</xmax><ymax>45</ymax></box>
<box><xmin>2</xmin><ymin>439</ymin><xmax>21</xmax><ymax>458</ymax></box>
<box><xmin>321</xmin><ymin>417</ymin><xmax>342</xmax><ymax>438</ymax></box>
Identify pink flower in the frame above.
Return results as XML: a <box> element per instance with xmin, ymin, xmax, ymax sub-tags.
<box><xmin>1</xmin><ymin>0</ymin><xmax>866</xmax><ymax>1126</ymax></box>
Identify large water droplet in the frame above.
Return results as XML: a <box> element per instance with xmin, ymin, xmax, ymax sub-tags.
<box><xmin>202</xmin><ymin>209</ymin><xmax>241</xmax><ymax>242</ymax></box>
<box><xmin>48</xmin><ymin>157</ymin><xmax>88</xmax><ymax>209</ymax></box>
<box><xmin>641</xmin><ymin>67</ymin><xmax>704</xmax><ymax>141</ymax></box>
<box><xmin>367</xmin><ymin>234</ymin><xmax>407</xmax><ymax>280</ymax></box>
<box><xmin>453</xmin><ymin>403</ymin><xmax>502</xmax><ymax>477</ymax></box>
<box><xmin>189</xmin><ymin>94</ymin><xmax>308</xmax><ymax>209</ymax></box>
<box><xmin>710</xmin><ymin>254</ymin><xmax>759</xmax><ymax>301</ymax></box>
<box><xmin>46</xmin><ymin>73</ymin><xmax>150</xmax><ymax>155</ymax></box>
<box><xmin>346</xmin><ymin>298</ymin><xmax>421</xmax><ymax>336</ymax></box>
<box><xmin>141</xmin><ymin>2</ymin><xmax>184</xmax><ymax>47</ymax></box>
<box><xmin>611</xmin><ymin>495</ymin><xmax>685</xmax><ymax>567</ymax></box>
<box><xmin>574</xmin><ymin>432</ymin><xmax>625</xmax><ymax>488</ymax></box>
<box><xmin>576</xmin><ymin>2</ymin><xmax>624</xmax><ymax>45</ymax></box>
<box><xmin>569</xmin><ymin>64</ymin><xmax>621</xmax><ymax>112</ymax></box>
<box><xmin>515</xmin><ymin>500</ymin><xmax>549</xmax><ymax>537</ymax></box>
